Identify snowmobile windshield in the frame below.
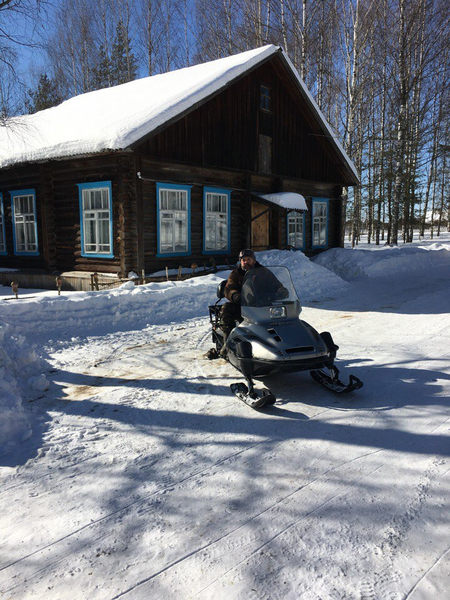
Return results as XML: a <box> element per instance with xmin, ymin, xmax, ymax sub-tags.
<box><xmin>241</xmin><ymin>266</ymin><xmax>298</xmax><ymax>308</ymax></box>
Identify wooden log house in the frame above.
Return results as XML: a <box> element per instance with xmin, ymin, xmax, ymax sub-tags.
<box><xmin>0</xmin><ymin>45</ymin><xmax>359</xmax><ymax>286</ymax></box>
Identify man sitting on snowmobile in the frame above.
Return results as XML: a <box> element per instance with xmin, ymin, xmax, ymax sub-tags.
<box><xmin>219</xmin><ymin>249</ymin><xmax>287</xmax><ymax>356</ymax></box>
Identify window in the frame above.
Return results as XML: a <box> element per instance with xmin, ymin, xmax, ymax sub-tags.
<box><xmin>10</xmin><ymin>189</ymin><xmax>39</xmax><ymax>255</ymax></box>
<box><xmin>0</xmin><ymin>193</ymin><xmax>6</xmax><ymax>255</ymax></box>
<box><xmin>78</xmin><ymin>181</ymin><xmax>113</xmax><ymax>258</ymax></box>
<box><xmin>203</xmin><ymin>187</ymin><xmax>230</xmax><ymax>254</ymax></box>
<box><xmin>287</xmin><ymin>211</ymin><xmax>305</xmax><ymax>250</ymax></box>
<box><xmin>260</xmin><ymin>85</ymin><xmax>271</xmax><ymax>111</ymax></box>
<box><xmin>157</xmin><ymin>183</ymin><xmax>191</xmax><ymax>256</ymax></box>
<box><xmin>312</xmin><ymin>198</ymin><xmax>329</xmax><ymax>248</ymax></box>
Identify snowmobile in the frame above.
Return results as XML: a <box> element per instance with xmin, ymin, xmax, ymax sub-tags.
<box><xmin>208</xmin><ymin>265</ymin><xmax>363</xmax><ymax>408</ymax></box>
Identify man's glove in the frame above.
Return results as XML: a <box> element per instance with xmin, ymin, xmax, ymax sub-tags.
<box><xmin>232</xmin><ymin>292</ymin><xmax>241</xmax><ymax>304</ymax></box>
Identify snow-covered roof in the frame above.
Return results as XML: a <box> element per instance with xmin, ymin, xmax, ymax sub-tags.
<box><xmin>257</xmin><ymin>192</ymin><xmax>308</xmax><ymax>211</ymax></box>
<box><xmin>0</xmin><ymin>45</ymin><xmax>358</xmax><ymax>182</ymax></box>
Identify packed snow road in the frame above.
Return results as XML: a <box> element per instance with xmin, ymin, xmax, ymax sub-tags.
<box><xmin>1</xmin><ymin>240</ymin><xmax>449</xmax><ymax>599</ymax></box>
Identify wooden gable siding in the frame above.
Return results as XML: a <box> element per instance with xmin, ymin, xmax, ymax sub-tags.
<box><xmin>139</xmin><ymin>57</ymin><xmax>348</xmax><ymax>185</ymax></box>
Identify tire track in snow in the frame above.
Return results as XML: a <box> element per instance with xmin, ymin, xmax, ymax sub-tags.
<box><xmin>0</xmin><ymin>431</ymin><xmax>280</xmax><ymax>591</ymax></box>
<box><xmin>0</xmin><ymin>406</ymin><xmax>384</xmax><ymax>595</ymax></box>
<box><xmin>403</xmin><ymin>544</ymin><xmax>450</xmax><ymax>599</ymax></box>
<box><xmin>106</xmin><ymin>447</ymin><xmax>402</xmax><ymax>599</ymax></box>
<box><xmin>119</xmin><ymin>447</ymin><xmax>449</xmax><ymax>599</ymax></box>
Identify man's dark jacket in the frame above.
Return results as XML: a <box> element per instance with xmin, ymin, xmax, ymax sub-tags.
<box><xmin>224</xmin><ymin>261</ymin><xmax>262</xmax><ymax>303</ymax></box>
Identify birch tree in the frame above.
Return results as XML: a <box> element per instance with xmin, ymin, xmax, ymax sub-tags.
<box><xmin>0</xmin><ymin>0</ymin><xmax>50</xmax><ymax>119</ymax></box>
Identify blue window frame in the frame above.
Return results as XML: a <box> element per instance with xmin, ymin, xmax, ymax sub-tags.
<box><xmin>77</xmin><ymin>181</ymin><xmax>114</xmax><ymax>258</ymax></box>
<box><xmin>156</xmin><ymin>183</ymin><xmax>191</xmax><ymax>257</ymax></box>
<box><xmin>203</xmin><ymin>187</ymin><xmax>231</xmax><ymax>254</ymax></box>
<box><xmin>10</xmin><ymin>189</ymin><xmax>39</xmax><ymax>256</ymax></box>
<box><xmin>312</xmin><ymin>198</ymin><xmax>329</xmax><ymax>249</ymax></box>
<box><xmin>0</xmin><ymin>193</ymin><xmax>6</xmax><ymax>255</ymax></box>
<box><xmin>287</xmin><ymin>210</ymin><xmax>305</xmax><ymax>250</ymax></box>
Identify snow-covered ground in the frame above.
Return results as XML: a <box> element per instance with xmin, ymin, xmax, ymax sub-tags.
<box><xmin>1</xmin><ymin>234</ymin><xmax>449</xmax><ymax>599</ymax></box>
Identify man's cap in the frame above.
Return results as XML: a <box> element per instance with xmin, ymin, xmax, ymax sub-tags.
<box><xmin>239</xmin><ymin>249</ymin><xmax>256</xmax><ymax>260</ymax></box>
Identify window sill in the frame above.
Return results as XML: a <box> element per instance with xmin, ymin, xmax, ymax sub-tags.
<box><xmin>156</xmin><ymin>251</ymin><xmax>191</xmax><ymax>259</ymax></box>
<box><xmin>81</xmin><ymin>252</ymin><xmax>114</xmax><ymax>259</ymax></box>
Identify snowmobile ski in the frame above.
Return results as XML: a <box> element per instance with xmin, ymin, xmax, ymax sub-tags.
<box><xmin>310</xmin><ymin>366</ymin><xmax>363</xmax><ymax>394</ymax></box>
<box><xmin>230</xmin><ymin>383</ymin><xmax>276</xmax><ymax>409</ymax></box>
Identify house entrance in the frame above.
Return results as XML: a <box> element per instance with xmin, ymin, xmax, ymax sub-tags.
<box><xmin>251</xmin><ymin>201</ymin><xmax>270</xmax><ymax>250</ymax></box>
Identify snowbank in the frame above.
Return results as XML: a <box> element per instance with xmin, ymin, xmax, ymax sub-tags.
<box><xmin>0</xmin><ymin>323</ymin><xmax>49</xmax><ymax>456</ymax></box>
<box><xmin>257</xmin><ymin>248</ymin><xmax>350</xmax><ymax>300</ymax></box>
<box><xmin>0</xmin><ymin>250</ymin><xmax>349</xmax><ymax>341</ymax></box>
<box><xmin>313</xmin><ymin>239</ymin><xmax>450</xmax><ymax>280</ymax></box>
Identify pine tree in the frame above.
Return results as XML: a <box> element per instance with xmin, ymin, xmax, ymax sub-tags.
<box><xmin>26</xmin><ymin>73</ymin><xmax>63</xmax><ymax>114</ymax></box>
<box><xmin>91</xmin><ymin>43</ymin><xmax>112</xmax><ymax>90</ymax></box>
<box><xmin>110</xmin><ymin>20</ymin><xmax>137</xmax><ymax>86</ymax></box>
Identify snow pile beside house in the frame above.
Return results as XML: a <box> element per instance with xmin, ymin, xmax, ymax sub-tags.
<box><xmin>258</xmin><ymin>248</ymin><xmax>350</xmax><ymax>300</ymax></box>
<box><xmin>313</xmin><ymin>240</ymin><xmax>450</xmax><ymax>280</ymax></box>
<box><xmin>0</xmin><ymin>276</ymin><xmax>221</xmax><ymax>340</ymax></box>
<box><xmin>0</xmin><ymin>324</ymin><xmax>49</xmax><ymax>455</ymax></box>
<box><xmin>0</xmin><ymin>250</ymin><xmax>347</xmax><ymax>340</ymax></box>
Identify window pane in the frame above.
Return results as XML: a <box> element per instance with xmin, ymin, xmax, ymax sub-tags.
<box><xmin>205</xmin><ymin>216</ymin><xmax>215</xmax><ymax>250</ymax></box>
<box><xmin>98</xmin><ymin>219</ymin><xmax>110</xmax><ymax>247</ymax></box>
<box><xmin>174</xmin><ymin>215</ymin><xmax>187</xmax><ymax>251</ymax></box>
<box><xmin>160</xmin><ymin>219</ymin><xmax>172</xmax><ymax>252</ymax></box>
<box><xmin>85</xmin><ymin>218</ymin><xmax>96</xmax><ymax>247</ymax></box>
<box><xmin>16</xmin><ymin>222</ymin><xmax>25</xmax><ymax>250</ymax></box>
<box><xmin>93</xmin><ymin>190</ymin><xmax>102</xmax><ymax>210</ymax></box>
<box><xmin>166</xmin><ymin>191</ymin><xmax>176</xmax><ymax>210</ymax></box>
<box><xmin>205</xmin><ymin>192</ymin><xmax>228</xmax><ymax>251</ymax></box>
<box><xmin>162</xmin><ymin>190</ymin><xmax>185</xmax><ymax>211</ymax></box>
<box><xmin>14</xmin><ymin>195</ymin><xmax>33</xmax><ymax>216</ymax></box>
<box><xmin>216</xmin><ymin>215</ymin><xmax>227</xmax><ymax>249</ymax></box>
<box><xmin>25</xmin><ymin>222</ymin><xmax>36</xmax><ymax>249</ymax></box>
<box><xmin>83</xmin><ymin>191</ymin><xmax>91</xmax><ymax>211</ymax></box>
<box><xmin>319</xmin><ymin>223</ymin><xmax>326</xmax><ymax>244</ymax></box>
